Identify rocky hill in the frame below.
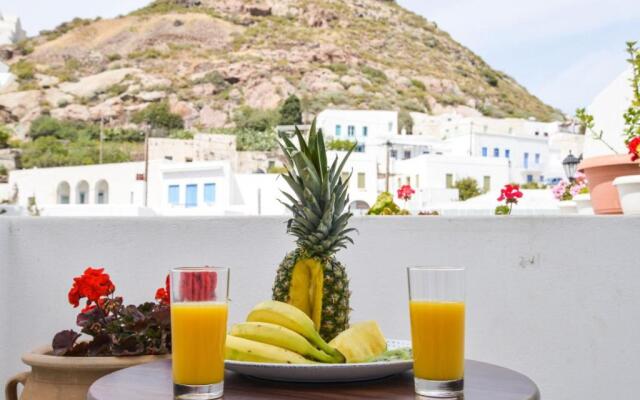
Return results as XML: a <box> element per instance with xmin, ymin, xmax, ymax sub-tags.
<box><xmin>0</xmin><ymin>0</ymin><xmax>562</xmax><ymax>138</ymax></box>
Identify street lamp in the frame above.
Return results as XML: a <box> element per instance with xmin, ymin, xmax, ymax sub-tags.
<box><xmin>562</xmin><ymin>151</ymin><xmax>581</xmax><ymax>181</ymax></box>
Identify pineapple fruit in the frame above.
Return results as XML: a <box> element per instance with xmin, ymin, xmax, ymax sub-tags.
<box><xmin>329</xmin><ymin>321</ymin><xmax>387</xmax><ymax>363</ymax></box>
<box><xmin>272</xmin><ymin>120</ymin><xmax>356</xmax><ymax>342</ymax></box>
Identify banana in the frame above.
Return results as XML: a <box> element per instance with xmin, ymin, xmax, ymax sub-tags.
<box><xmin>246</xmin><ymin>300</ymin><xmax>345</xmax><ymax>363</ymax></box>
<box><xmin>230</xmin><ymin>322</ymin><xmax>336</xmax><ymax>363</ymax></box>
<box><xmin>225</xmin><ymin>335</ymin><xmax>315</xmax><ymax>364</ymax></box>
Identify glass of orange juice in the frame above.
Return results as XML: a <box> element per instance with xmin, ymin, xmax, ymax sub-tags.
<box><xmin>171</xmin><ymin>267</ymin><xmax>229</xmax><ymax>400</ymax></box>
<box><xmin>408</xmin><ymin>266</ymin><xmax>465</xmax><ymax>398</ymax></box>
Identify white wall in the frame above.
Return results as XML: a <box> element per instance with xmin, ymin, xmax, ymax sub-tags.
<box><xmin>1</xmin><ymin>216</ymin><xmax>639</xmax><ymax>400</ymax></box>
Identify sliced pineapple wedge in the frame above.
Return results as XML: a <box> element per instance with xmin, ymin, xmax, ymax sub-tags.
<box><xmin>329</xmin><ymin>321</ymin><xmax>387</xmax><ymax>363</ymax></box>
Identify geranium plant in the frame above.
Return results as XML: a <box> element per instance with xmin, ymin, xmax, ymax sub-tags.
<box><xmin>397</xmin><ymin>184</ymin><xmax>415</xmax><ymax>205</ymax></box>
<box><xmin>576</xmin><ymin>41</ymin><xmax>640</xmax><ymax>161</ymax></box>
<box><xmin>52</xmin><ymin>267</ymin><xmax>171</xmax><ymax>357</ymax></box>
<box><xmin>495</xmin><ymin>184</ymin><xmax>523</xmax><ymax>215</ymax></box>
<box><xmin>552</xmin><ymin>172</ymin><xmax>589</xmax><ymax>201</ymax></box>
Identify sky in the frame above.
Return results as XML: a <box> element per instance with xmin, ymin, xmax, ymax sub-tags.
<box><xmin>3</xmin><ymin>0</ymin><xmax>640</xmax><ymax>115</ymax></box>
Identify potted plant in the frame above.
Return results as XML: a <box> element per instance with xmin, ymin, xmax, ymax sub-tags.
<box><xmin>612</xmin><ymin>43</ymin><xmax>640</xmax><ymax>214</ymax></box>
<box><xmin>495</xmin><ymin>184</ymin><xmax>523</xmax><ymax>215</ymax></box>
<box><xmin>5</xmin><ymin>268</ymin><xmax>171</xmax><ymax>400</ymax></box>
<box><xmin>552</xmin><ymin>173</ymin><xmax>592</xmax><ymax>215</ymax></box>
<box><xmin>577</xmin><ymin>41</ymin><xmax>640</xmax><ymax>214</ymax></box>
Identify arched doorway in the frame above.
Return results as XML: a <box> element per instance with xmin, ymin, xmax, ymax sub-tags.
<box><xmin>348</xmin><ymin>200</ymin><xmax>370</xmax><ymax>214</ymax></box>
<box><xmin>56</xmin><ymin>181</ymin><xmax>70</xmax><ymax>204</ymax></box>
<box><xmin>95</xmin><ymin>180</ymin><xmax>109</xmax><ymax>204</ymax></box>
<box><xmin>76</xmin><ymin>180</ymin><xmax>89</xmax><ymax>204</ymax></box>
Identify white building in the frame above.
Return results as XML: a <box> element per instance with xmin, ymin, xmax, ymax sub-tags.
<box><xmin>316</xmin><ymin>109</ymin><xmax>398</xmax><ymax>151</ymax></box>
<box><xmin>7</xmin><ymin>161</ymin><xmax>290</xmax><ymax>216</ymax></box>
<box><xmin>0</xmin><ymin>11</ymin><xmax>26</xmax><ymax>45</ymax></box>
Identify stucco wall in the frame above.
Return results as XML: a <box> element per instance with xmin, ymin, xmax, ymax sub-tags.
<box><xmin>1</xmin><ymin>216</ymin><xmax>639</xmax><ymax>400</ymax></box>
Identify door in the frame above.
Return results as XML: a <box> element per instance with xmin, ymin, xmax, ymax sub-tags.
<box><xmin>185</xmin><ymin>184</ymin><xmax>198</xmax><ymax>208</ymax></box>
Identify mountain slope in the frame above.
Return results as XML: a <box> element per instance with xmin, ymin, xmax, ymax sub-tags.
<box><xmin>0</xmin><ymin>0</ymin><xmax>562</xmax><ymax>137</ymax></box>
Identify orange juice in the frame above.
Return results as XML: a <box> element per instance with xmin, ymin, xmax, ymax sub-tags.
<box><xmin>171</xmin><ymin>302</ymin><xmax>228</xmax><ymax>385</ymax></box>
<box><xmin>410</xmin><ymin>300</ymin><xmax>465</xmax><ymax>381</ymax></box>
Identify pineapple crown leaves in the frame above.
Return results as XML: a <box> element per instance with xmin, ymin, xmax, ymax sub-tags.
<box><xmin>277</xmin><ymin>119</ymin><xmax>357</xmax><ymax>257</ymax></box>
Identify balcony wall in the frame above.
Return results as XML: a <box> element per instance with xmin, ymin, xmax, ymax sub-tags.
<box><xmin>1</xmin><ymin>216</ymin><xmax>639</xmax><ymax>399</ymax></box>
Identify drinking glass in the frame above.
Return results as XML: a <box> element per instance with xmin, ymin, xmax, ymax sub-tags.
<box><xmin>408</xmin><ymin>266</ymin><xmax>465</xmax><ymax>398</ymax></box>
<box><xmin>171</xmin><ymin>267</ymin><xmax>230</xmax><ymax>400</ymax></box>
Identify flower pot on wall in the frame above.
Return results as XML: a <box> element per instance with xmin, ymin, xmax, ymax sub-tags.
<box><xmin>4</xmin><ymin>346</ymin><xmax>169</xmax><ymax>400</ymax></box>
<box><xmin>558</xmin><ymin>200</ymin><xmax>578</xmax><ymax>215</ymax></box>
<box><xmin>573</xmin><ymin>194</ymin><xmax>594</xmax><ymax>215</ymax></box>
<box><xmin>578</xmin><ymin>155</ymin><xmax>640</xmax><ymax>214</ymax></box>
<box><xmin>613</xmin><ymin>175</ymin><xmax>640</xmax><ymax>215</ymax></box>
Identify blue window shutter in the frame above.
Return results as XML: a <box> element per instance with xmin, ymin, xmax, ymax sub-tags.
<box><xmin>482</xmin><ymin>147</ymin><xmax>488</xmax><ymax>157</ymax></box>
<box><xmin>168</xmin><ymin>185</ymin><xmax>179</xmax><ymax>205</ymax></box>
<box><xmin>336</xmin><ymin>125</ymin><xmax>341</xmax><ymax>136</ymax></box>
<box><xmin>185</xmin><ymin>184</ymin><xmax>198</xmax><ymax>208</ymax></box>
<box><xmin>493</xmin><ymin>148</ymin><xmax>499</xmax><ymax>157</ymax></box>
<box><xmin>204</xmin><ymin>183</ymin><xmax>216</xmax><ymax>203</ymax></box>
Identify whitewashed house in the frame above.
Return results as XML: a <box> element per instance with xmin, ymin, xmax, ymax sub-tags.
<box><xmin>316</xmin><ymin>109</ymin><xmax>398</xmax><ymax>152</ymax></box>
<box><xmin>0</xmin><ymin>11</ymin><xmax>26</xmax><ymax>45</ymax></box>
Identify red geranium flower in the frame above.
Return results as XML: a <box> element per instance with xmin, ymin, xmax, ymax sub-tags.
<box><xmin>628</xmin><ymin>137</ymin><xmax>640</xmax><ymax>162</ymax></box>
<box><xmin>155</xmin><ymin>274</ymin><xmax>170</xmax><ymax>305</ymax></box>
<box><xmin>497</xmin><ymin>184</ymin><xmax>523</xmax><ymax>204</ymax></box>
<box><xmin>397</xmin><ymin>185</ymin><xmax>415</xmax><ymax>202</ymax></box>
<box><xmin>67</xmin><ymin>267</ymin><xmax>115</xmax><ymax>309</ymax></box>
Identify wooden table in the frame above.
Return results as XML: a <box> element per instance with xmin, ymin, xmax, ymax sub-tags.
<box><xmin>88</xmin><ymin>360</ymin><xmax>540</xmax><ymax>400</ymax></box>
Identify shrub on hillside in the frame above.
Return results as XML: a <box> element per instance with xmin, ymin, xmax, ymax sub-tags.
<box><xmin>132</xmin><ymin>102</ymin><xmax>184</xmax><ymax>133</ymax></box>
<box><xmin>232</xmin><ymin>106</ymin><xmax>279</xmax><ymax>132</ymax></box>
<box><xmin>10</xmin><ymin>60</ymin><xmax>36</xmax><ymax>81</ymax></box>
<box><xmin>0</xmin><ymin>126</ymin><xmax>10</xmax><ymax>149</ymax></box>
<box><xmin>235</xmin><ymin>129</ymin><xmax>278</xmax><ymax>151</ymax></box>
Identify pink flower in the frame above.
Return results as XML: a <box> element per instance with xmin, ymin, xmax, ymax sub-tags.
<box><xmin>397</xmin><ymin>185</ymin><xmax>415</xmax><ymax>202</ymax></box>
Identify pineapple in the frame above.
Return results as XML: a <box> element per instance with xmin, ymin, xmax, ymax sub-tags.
<box><xmin>272</xmin><ymin>120</ymin><xmax>355</xmax><ymax>342</ymax></box>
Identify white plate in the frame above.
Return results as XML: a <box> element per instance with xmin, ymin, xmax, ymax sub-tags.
<box><xmin>225</xmin><ymin>339</ymin><xmax>412</xmax><ymax>383</ymax></box>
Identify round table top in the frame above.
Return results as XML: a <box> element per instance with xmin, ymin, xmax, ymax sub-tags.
<box><xmin>87</xmin><ymin>360</ymin><xmax>540</xmax><ymax>400</ymax></box>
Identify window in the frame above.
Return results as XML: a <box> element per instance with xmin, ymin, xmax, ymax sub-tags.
<box><xmin>204</xmin><ymin>183</ymin><xmax>216</xmax><ymax>204</ymax></box>
<box><xmin>164</xmin><ymin>156</ymin><xmax>173</xmax><ymax>161</ymax></box>
<box><xmin>185</xmin><ymin>157</ymin><xmax>193</xmax><ymax>163</ymax></box>
<box><xmin>540</xmin><ymin>175</ymin><xmax>545</xmax><ymax>183</ymax></box>
<box><xmin>508</xmin><ymin>127</ymin><xmax>513</xmax><ymax>134</ymax></box>
<box><xmin>407</xmin><ymin>176</ymin><xmax>411</xmax><ymax>185</ymax></box>
<box><xmin>416</xmin><ymin>175</ymin><xmax>420</xmax><ymax>189</ymax></box>
<box><xmin>482</xmin><ymin>147</ymin><xmax>488</xmax><ymax>157</ymax></box>
<box><xmin>446</xmin><ymin>174</ymin><xmax>454</xmax><ymax>189</ymax></box>
<box><xmin>341</xmin><ymin>172</ymin><xmax>350</xmax><ymax>183</ymax></box>
<box><xmin>527</xmin><ymin>175</ymin><xmax>533</xmax><ymax>183</ymax></box>
<box><xmin>348</xmin><ymin>125</ymin><xmax>355</xmax><ymax>137</ymax></box>
<box><xmin>268</xmin><ymin>160</ymin><xmax>275</xmax><ymax>168</ymax></box>
<box><xmin>535</xmin><ymin>131</ymin><xmax>540</xmax><ymax>136</ymax></box>
<box><xmin>357</xmin><ymin>173</ymin><xmax>366</xmax><ymax>189</ymax></box>
<box><xmin>168</xmin><ymin>185</ymin><xmax>179</xmax><ymax>205</ymax></box>
<box><xmin>362</xmin><ymin>126</ymin><xmax>368</xmax><ymax>137</ymax></box>
<box><xmin>535</xmin><ymin>153</ymin><xmax>540</xmax><ymax>164</ymax></box>
<box><xmin>403</xmin><ymin>150</ymin><xmax>411</xmax><ymax>159</ymax></box>
<box><xmin>544</xmin><ymin>132</ymin><xmax>549</xmax><ymax>137</ymax></box>
<box><xmin>483</xmin><ymin>176</ymin><xmax>491</xmax><ymax>192</ymax></box>
<box><xmin>335</xmin><ymin>125</ymin><xmax>342</xmax><ymax>136</ymax></box>
<box><xmin>493</xmin><ymin>148</ymin><xmax>500</xmax><ymax>157</ymax></box>
<box><xmin>355</xmin><ymin>144</ymin><xmax>365</xmax><ymax>152</ymax></box>
<box><xmin>483</xmin><ymin>125</ymin><xmax>488</xmax><ymax>133</ymax></box>
<box><xmin>185</xmin><ymin>184</ymin><xmax>198</xmax><ymax>208</ymax></box>
<box><xmin>390</xmin><ymin>149</ymin><xmax>398</xmax><ymax>159</ymax></box>
<box><xmin>505</xmin><ymin>149</ymin><xmax>511</xmax><ymax>159</ymax></box>
<box><xmin>524</xmin><ymin>152</ymin><xmax>529</xmax><ymax>169</ymax></box>
<box><xmin>388</xmin><ymin>122</ymin><xmax>393</xmax><ymax>132</ymax></box>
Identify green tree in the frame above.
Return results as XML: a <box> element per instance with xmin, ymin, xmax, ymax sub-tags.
<box><xmin>398</xmin><ymin>110</ymin><xmax>413</xmax><ymax>134</ymax></box>
<box><xmin>279</xmin><ymin>95</ymin><xmax>303</xmax><ymax>125</ymax></box>
<box><xmin>29</xmin><ymin>116</ymin><xmax>99</xmax><ymax>141</ymax></box>
<box><xmin>132</xmin><ymin>102</ymin><xmax>184</xmax><ymax>133</ymax></box>
<box><xmin>20</xmin><ymin>137</ymin><xmax>69</xmax><ymax>168</ymax></box>
<box><xmin>235</xmin><ymin>129</ymin><xmax>278</xmax><ymax>151</ymax></box>
<box><xmin>454</xmin><ymin>177</ymin><xmax>482</xmax><ymax>201</ymax></box>
<box><xmin>327</xmin><ymin>139</ymin><xmax>356</xmax><ymax>151</ymax></box>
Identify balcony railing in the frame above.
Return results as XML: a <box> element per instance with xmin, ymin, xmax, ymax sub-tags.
<box><xmin>1</xmin><ymin>216</ymin><xmax>638</xmax><ymax>400</ymax></box>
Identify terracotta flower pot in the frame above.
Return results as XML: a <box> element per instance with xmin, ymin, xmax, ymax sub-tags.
<box><xmin>4</xmin><ymin>346</ymin><xmax>169</xmax><ymax>400</ymax></box>
<box><xmin>578</xmin><ymin>155</ymin><xmax>640</xmax><ymax>214</ymax></box>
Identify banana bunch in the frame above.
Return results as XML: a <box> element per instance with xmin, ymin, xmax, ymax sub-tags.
<box><xmin>225</xmin><ymin>300</ymin><xmax>345</xmax><ymax>364</ymax></box>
